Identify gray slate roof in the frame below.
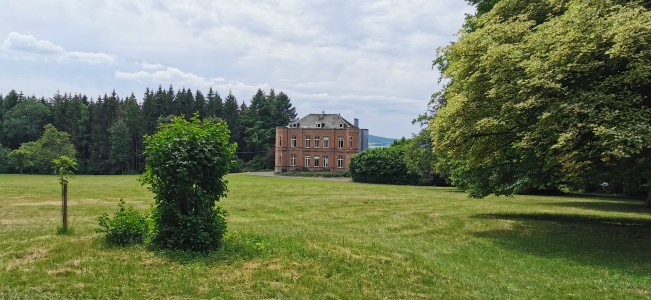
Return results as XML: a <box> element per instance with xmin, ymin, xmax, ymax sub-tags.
<box><xmin>288</xmin><ymin>113</ymin><xmax>356</xmax><ymax>129</ymax></box>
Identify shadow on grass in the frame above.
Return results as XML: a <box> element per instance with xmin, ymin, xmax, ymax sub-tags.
<box><xmin>543</xmin><ymin>199</ymin><xmax>650</xmax><ymax>214</ymax></box>
<box><xmin>474</xmin><ymin>213</ymin><xmax>651</xmax><ymax>272</ymax></box>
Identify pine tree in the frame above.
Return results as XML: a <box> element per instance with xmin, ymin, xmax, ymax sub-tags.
<box><xmin>206</xmin><ymin>87</ymin><xmax>223</xmax><ymax>118</ymax></box>
<box><xmin>222</xmin><ymin>91</ymin><xmax>241</xmax><ymax>144</ymax></box>
<box><xmin>195</xmin><ymin>90</ymin><xmax>206</xmax><ymax>119</ymax></box>
<box><xmin>122</xmin><ymin>94</ymin><xmax>144</xmax><ymax>172</ymax></box>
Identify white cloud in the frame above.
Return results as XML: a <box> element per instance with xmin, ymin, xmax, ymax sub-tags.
<box><xmin>138</xmin><ymin>61</ymin><xmax>166</xmax><ymax>70</ymax></box>
<box><xmin>2</xmin><ymin>32</ymin><xmax>64</xmax><ymax>54</ymax></box>
<box><xmin>1</xmin><ymin>32</ymin><xmax>114</xmax><ymax>64</ymax></box>
<box><xmin>116</xmin><ymin>65</ymin><xmax>224</xmax><ymax>86</ymax></box>
<box><xmin>115</xmin><ymin>64</ymin><xmax>272</xmax><ymax>98</ymax></box>
<box><xmin>63</xmin><ymin>51</ymin><xmax>114</xmax><ymax>64</ymax></box>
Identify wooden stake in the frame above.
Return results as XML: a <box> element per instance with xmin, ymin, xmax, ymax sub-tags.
<box><xmin>62</xmin><ymin>182</ymin><xmax>68</xmax><ymax>232</ymax></box>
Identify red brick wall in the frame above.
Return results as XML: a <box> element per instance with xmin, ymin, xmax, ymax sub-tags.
<box><xmin>275</xmin><ymin>126</ymin><xmax>361</xmax><ymax>172</ymax></box>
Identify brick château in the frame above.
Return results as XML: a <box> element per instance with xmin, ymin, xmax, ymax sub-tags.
<box><xmin>275</xmin><ymin>113</ymin><xmax>369</xmax><ymax>172</ymax></box>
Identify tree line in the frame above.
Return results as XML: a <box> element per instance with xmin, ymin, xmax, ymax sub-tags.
<box><xmin>427</xmin><ymin>0</ymin><xmax>650</xmax><ymax>204</ymax></box>
<box><xmin>0</xmin><ymin>86</ymin><xmax>296</xmax><ymax>174</ymax></box>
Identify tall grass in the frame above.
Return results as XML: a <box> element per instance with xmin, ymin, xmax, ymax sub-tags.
<box><xmin>0</xmin><ymin>174</ymin><xmax>649</xmax><ymax>299</ymax></box>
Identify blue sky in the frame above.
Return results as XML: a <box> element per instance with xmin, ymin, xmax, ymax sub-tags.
<box><xmin>0</xmin><ymin>0</ymin><xmax>472</xmax><ymax>138</ymax></box>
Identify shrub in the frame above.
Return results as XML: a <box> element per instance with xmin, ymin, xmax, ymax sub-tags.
<box><xmin>244</xmin><ymin>155</ymin><xmax>272</xmax><ymax>171</ymax></box>
<box><xmin>97</xmin><ymin>199</ymin><xmax>148</xmax><ymax>246</ymax></box>
<box><xmin>140</xmin><ymin>115</ymin><xmax>235</xmax><ymax>251</ymax></box>
<box><xmin>349</xmin><ymin>147</ymin><xmax>420</xmax><ymax>185</ymax></box>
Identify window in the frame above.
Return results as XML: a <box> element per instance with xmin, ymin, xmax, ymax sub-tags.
<box><xmin>316</xmin><ymin>123</ymin><xmax>322</xmax><ymax>128</ymax></box>
<box><xmin>278</xmin><ymin>136</ymin><xmax>282</xmax><ymax>147</ymax></box>
<box><xmin>291</xmin><ymin>136</ymin><xmax>297</xmax><ymax>148</ymax></box>
<box><xmin>323</xmin><ymin>136</ymin><xmax>329</xmax><ymax>148</ymax></box>
<box><xmin>305</xmin><ymin>156</ymin><xmax>311</xmax><ymax>167</ymax></box>
<box><xmin>314</xmin><ymin>137</ymin><xmax>320</xmax><ymax>148</ymax></box>
<box><xmin>338</xmin><ymin>137</ymin><xmax>344</xmax><ymax>149</ymax></box>
<box><xmin>339</xmin><ymin>123</ymin><xmax>343</xmax><ymax>128</ymax></box>
<box><xmin>278</xmin><ymin>154</ymin><xmax>282</xmax><ymax>164</ymax></box>
<box><xmin>305</xmin><ymin>136</ymin><xmax>311</xmax><ymax>148</ymax></box>
<box><xmin>337</xmin><ymin>156</ymin><xmax>344</xmax><ymax>168</ymax></box>
<box><xmin>323</xmin><ymin>156</ymin><xmax>329</xmax><ymax>168</ymax></box>
<box><xmin>290</xmin><ymin>155</ymin><xmax>296</xmax><ymax>166</ymax></box>
<box><xmin>349</xmin><ymin>137</ymin><xmax>353</xmax><ymax>149</ymax></box>
<box><xmin>314</xmin><ymin>156</ymin><xmax>320</xmax><ymax>167</ymax></box>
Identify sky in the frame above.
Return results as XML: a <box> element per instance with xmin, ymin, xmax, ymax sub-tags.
<box><xmin>0</xmin><ymin>0</ymin><xmax>473</xmax><ymax>138</ymax></box>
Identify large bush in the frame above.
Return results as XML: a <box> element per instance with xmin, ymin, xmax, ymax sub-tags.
<box><xmin>349</xmin><ymin>147</ymin><xmax>420</xmax><ymax>185</ymax></box>
<box><xmin>140</xmin><ymin>115</ymin><xmax>235</xmax><ymax>251</ymax></box>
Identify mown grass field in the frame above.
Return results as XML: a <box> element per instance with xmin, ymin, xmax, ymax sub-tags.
<box><xmin>1</xmin><ymin>174</ymin><xmax>650</xmax><ymax>299</ymax></box>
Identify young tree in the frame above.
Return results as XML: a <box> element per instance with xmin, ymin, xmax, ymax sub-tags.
<box><xmin>140</xmin><ymin>115</ymin><xmax>236</xmax><ymax>251</ymax></box>
<box><xmin>53</xmin><ymin>155</ymin><xmax>77</xmax><ymax>234</ymax></box>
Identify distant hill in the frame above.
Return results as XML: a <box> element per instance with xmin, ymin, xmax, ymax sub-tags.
<box><xmin>368</xmin><ymin>135</ymin><xmax>396</xmax><ymax>148</ymax></box>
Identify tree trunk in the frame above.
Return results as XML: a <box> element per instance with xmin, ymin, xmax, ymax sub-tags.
<box><xmin>62</xmin><ymin>182</ymin><xmax>68</xmax><ymax>231</ymax></box>
<box><xmin>645</xmin><ymin>190</ymin><xmax>651</xmax><ymax>208</ymax></box>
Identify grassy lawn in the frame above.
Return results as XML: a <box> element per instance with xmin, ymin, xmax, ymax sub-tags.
<box><xmin>0</xmin><ymin>174</ymin><xmax>650</xmax><ymax>299</ymax></box>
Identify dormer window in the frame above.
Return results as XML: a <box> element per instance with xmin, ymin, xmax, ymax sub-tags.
<box><xmin>339</xmin><ymin>123</ymin><xmax>343</xmax><ymax>128</ymax></box>
<box><xmin>316</xmin><ymin>123</ymin><xmax>322</xmax><ymax>128</ymax></box>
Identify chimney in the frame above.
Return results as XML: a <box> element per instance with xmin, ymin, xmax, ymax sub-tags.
<box><xmin>354</xmin><ymin>118</ymin><xmax>359</xmax><ymax>128</ymax></box>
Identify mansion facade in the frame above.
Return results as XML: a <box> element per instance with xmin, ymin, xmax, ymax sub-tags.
<box><xmin>274</xmin><ymin>113</ymin><xmax>369</xmax><ymax>172</ymax></box>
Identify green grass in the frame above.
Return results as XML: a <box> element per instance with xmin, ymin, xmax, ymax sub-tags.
<box><xmin>1</xmin><ymin>174</ymin><xmax>650</xmax><ymax>299</ymax></box>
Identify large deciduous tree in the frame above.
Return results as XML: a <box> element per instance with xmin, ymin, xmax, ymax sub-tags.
<box><xmin>430</xmin><ymin>0</ymin><xmax>651</xmax><ymax>204</ymax></box>
<box><xmin>3</xmin><ymin>98</ymin><xmax>51</xmax><ymax>149</ymax></box>
<box><xmin>10</xmin><ymin>124</ymin><xmax>76</xmax><ymax>174</ymax></box>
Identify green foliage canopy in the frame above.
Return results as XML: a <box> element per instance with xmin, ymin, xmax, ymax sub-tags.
<box><xmin>349</xmin><ymin>146</ymin><xmax>420</xmax><ymax>185</ymax></box>
<box><xmin>141</xmin><ymin>115</ymin><xmax>236</xmax><ymax>251</ymax></box>
<box><xmin>2</xmin><ymin>98</ymin><xmax>51</xmax><ymax>149</ymax></box>
<box><xmin>53</xmin><ymin>155</ymin><xmax>77</xmax><ymax>185</ymax></box>
<box><xmin>397</xmin><ymin>130</ymin><xmax>450</xmax><ymax>186</ymax></box>
<box><xmin>430</xmin><ymin>0</ymin><xmax>651</xmax><ymax>198</ymax></box>
<box><xmin>10</xmin><ymin>124</ymin><xmax>76</xmax><ymax>174</ymax></box>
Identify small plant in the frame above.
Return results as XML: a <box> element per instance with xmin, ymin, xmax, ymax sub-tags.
<box><xmin>97</xmin><ymin>199</ymin><xmax>149</xmax><ymax>246</ymax></box>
